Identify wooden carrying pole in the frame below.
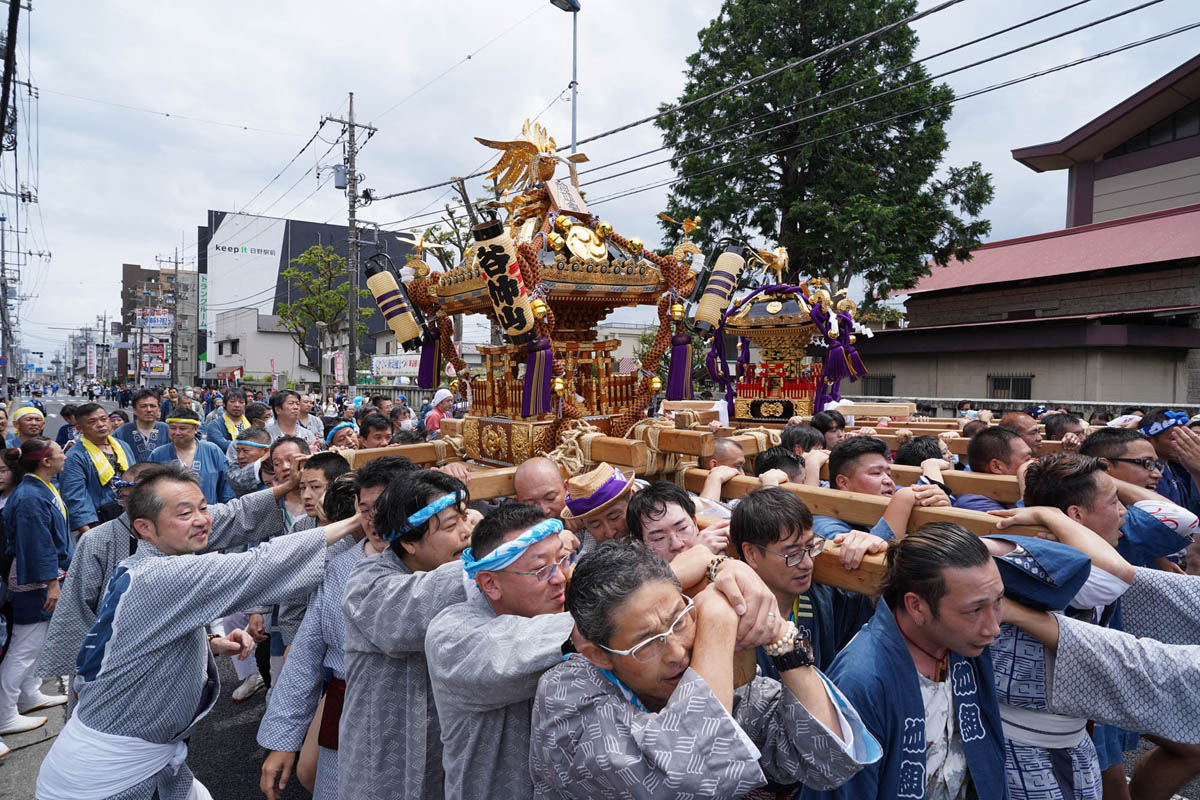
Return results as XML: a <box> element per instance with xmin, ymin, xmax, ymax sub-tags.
<box><xmin>682</xmin><ymin>469</ymin><xmax>1044</xmax><ymax>539</ymax></box>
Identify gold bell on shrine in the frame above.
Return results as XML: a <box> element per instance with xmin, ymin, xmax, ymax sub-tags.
<box><xmin>649</xmin><ymin>376</ymin><xmax>662</xmax><ymax>393</ymax></box>
<box><xmin>670</xmin><ymin>303</ymin><xmax>685</xmax><ymax>321</ymax></box>
<box><xmin>552</xmin><ymin>376</ymin><xmax>566</xmax><ymax>396</ymax></box>
<box><xmin>547</xmin><ymin>232</ymin><xmax>566</xmax><ymax>251</ymax></box>
<box><xmin>596</xmin><ymin>221</ymin><xmax>613</xmax><ymax>238</ymax></box>
<box><xmin>628</xmin><ymin>237</ymin><xmax>644</xmax><ymax>255</ymax></box>
<box><xmin>531</xmin><ymin>298</ymin><xmax>549</xmax><ymax>320</ymax></box>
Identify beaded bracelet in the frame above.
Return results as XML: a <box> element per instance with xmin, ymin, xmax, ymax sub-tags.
<box><xmin>706</xmin><ymin>555</ymin><xmax>728</xmax><ymax>584</ymax></box>
<box><xmin>763</xmin><ymin>620</ymin><xmax>798</xmax><ymax>657</ymax></box>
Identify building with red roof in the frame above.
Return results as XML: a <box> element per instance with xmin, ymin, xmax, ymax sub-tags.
<box><xmin>857</xmin><ymin>54</ymin><xmax>1200</xmax><ymax>405</ymax></box>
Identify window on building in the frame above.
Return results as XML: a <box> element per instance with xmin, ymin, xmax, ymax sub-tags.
<box><xmin>1105</xmin><ymin>98</ymin><xmax>1200</xmax><ymax>158</ymax></box>
<box><xmin>217</xmin><ymin>342</ymin><xmax>224</xmax><ymax>356</ymax></box>
<box><xmin>861</xmin><ymin>374</ymin><xmax>894</xmax><ymax>396</ymax></box>
<box><xmin>987</xmin><ymin>374</ymin><xmax>1033</xmax><ymax>400</ymax></box>
<box><xmin>230</xmin><ymin>339</ymin><xmax>239</xmax><ymax>355</ymax></box>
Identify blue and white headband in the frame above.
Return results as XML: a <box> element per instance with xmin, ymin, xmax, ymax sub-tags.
<box><xmin>383</xmin><ymin>491</ymin><xmax>462</xmax><ymax>542</ymax></box>
<box><xmin>1140</xmin><ymin>410</ymin><xmax>1189</xmax><ymax>438</ymax></box>
<box><xmin>461</xmin><ymin>518</ymin><xmax>564</xmax><ymax>579</ymax></box>
<box><xmin>236</xmin><ymin>440</ymin><xmax>269</xmax><ymax>449</ymax></box>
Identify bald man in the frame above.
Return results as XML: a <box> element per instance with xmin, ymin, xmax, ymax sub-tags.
<box><xmin>999</xmin><ymin>412</ymin><xmax>1043</xmax><ymax>455</ymax></box>
<box><xmin>700</xmin><ymin>438</ymin><xmax>746</xmax><ymax>473</ymax></box>
<box><xmin>513</xmin><ymin>457</ymin><xmax>569</xmax><ymax>519</ymax></box>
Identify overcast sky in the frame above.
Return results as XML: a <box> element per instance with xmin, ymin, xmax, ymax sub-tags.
<box><xmin>13</xmin><ymin>0</ymin><xmax>1200</xmax><ymax>359</ymax></box>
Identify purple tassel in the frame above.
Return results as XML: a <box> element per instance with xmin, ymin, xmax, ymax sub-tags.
<box><xmin>667</xmin><ymin>332</ymin><xmax>693</xmax><ymax>400</ymax></box>
<box><xmin>705</xmin><ymin>344</ymin><xmax>720</xmax><ymax>383</ymax></box>
<box><xmin>522</xmin><ymin>338</ymin><xmax>554</xmax><ymax>417</ymax></box>
<box><xmin>417</xmin><ymin>329</ymin><xmax>440</xmax><ymax>389</ymax></box>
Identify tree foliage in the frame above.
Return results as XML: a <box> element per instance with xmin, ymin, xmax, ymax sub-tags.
<box><xmin>276</xmin><ymin>244</ymin><xmax>374</xmax><ymax>370</ymax></box>
<box><xmin>655</xmin><ymin>0</ymin><xmax>994</xmax><ymax>306</ymax></box>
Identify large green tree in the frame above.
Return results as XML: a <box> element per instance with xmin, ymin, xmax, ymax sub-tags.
<box><xmin>655</xmin><ymin>0</ymin><xmax>994</xmax><ymax>304</ymax></box>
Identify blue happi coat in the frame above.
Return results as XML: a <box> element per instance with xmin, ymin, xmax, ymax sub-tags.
<box><xmin>113</xmin><ymin>421</ymin><xmax>170</xmax><ymax>464</ymax></box>
<box><xmin>147</xmin><ymin>441</ymin><xmax>235</xmax><ymax>504</ymax></box>
<box><xmin>802</xmin><ymin>598</ymin><xmax>1008</xmax><ymax>800</ymax></box>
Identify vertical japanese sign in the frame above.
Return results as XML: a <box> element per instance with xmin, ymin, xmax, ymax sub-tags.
<box><xmin>86</xmin><ymin>345</ymin><xmax>97</xmax><ymax>378</ymax></box>
<box><xmin>471</xmin><ymin>219</ymin><xmax>536</xmax><ymax>345</ymax></box>
<box><xmin>332</xmin><ymin>351</ymin><xmax>347</xmax><ymax>385</ymax></box>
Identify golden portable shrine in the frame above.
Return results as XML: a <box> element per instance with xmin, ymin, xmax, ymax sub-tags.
<box><xmin>366</xmin><ymin>120</ymin><xmax>870</xmax><ymax>466</ymax></box>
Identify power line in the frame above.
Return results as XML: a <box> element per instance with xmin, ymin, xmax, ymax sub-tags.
<box><xmin>370</xmin><ymin>1</ymin><xmax>548</xmax><ymax>124</ymax></box>
<box><xmin>576</xmin><ymin>0</ymin><xmax>972</xmax><ymax>151</ymax></box>
<box><xmin>40</xmin><ymin>87</ymin><xmax>300</xmax><ymax>135</ymax></box>
<box><xmin>384</xmin><ymin>1</ymin><xmax>1181</xmax><ymax>230</ymax></box>
<box><xmin>586</xmin><ymin>20</ymin><xmax>1200</xmax><ymax>209</ymax></box>
<box><xmin>235</xmin><ymin>121</ymin><xmax>329</xmax><ymax>213</ymax></box>
<box><xmin>581</xmin><ymin>0</ymin><xmax>1166</xmax><ymax>189</ymax></box>
<box><xmin>579</xmin><ymin>0</ymin><xmax>1101</xmax><ymax>179</ymax></box>
<box><xmin>370</xmin><ymin>0</ymin><xmax>970</xmax><ymax>204</ymax></box>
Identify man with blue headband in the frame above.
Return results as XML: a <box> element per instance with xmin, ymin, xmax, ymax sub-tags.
<box><xmin>1137</xmin><ymin>408</ymin><xmax>1200</xmax><ymax>515</ymax></box>
<box><xmin>426</xmin><ymin>498</ymin><xmax>781</xmax><ymax>799</ymax></box>
<box><xmin>340</xmin><ymin>469</ymin><xmax>475</xmax><ymax>800</ymax></box>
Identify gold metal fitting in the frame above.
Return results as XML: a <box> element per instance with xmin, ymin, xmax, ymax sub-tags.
<box><xmin>554</xmin><ymin>215</ymin><xmax>575</xmax><ymax>232</ymax></box>
<box><xmin>628</xmin><ymin>237</ymin><xmax>644</xmax><ymax>255</ymax></box>
<box><xmin>670</xmin><ymin>303</ymin><xmax>685</xmax><ymax>321</ymax></box>
<box><xmin>595</xmin><ymin>221</ymin><xmax>613</xmax><ymax>238</ymax></box>
<box><xmin>531</xmin><ymin>298</ymin><xmax>548</xmax><ymax>320</ymax></box>
<box><xmin>547</xmin><ymin>232</ymin><xmax>566</xmax><ymax>251</ymax></box>
<box><xmin>649</xmin><ymin>375</ymin><xmax>662</xmax><ymax>393</ymax></box>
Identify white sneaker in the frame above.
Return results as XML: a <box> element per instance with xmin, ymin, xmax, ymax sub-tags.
<box><xmin>0</xmin><ymin>738</ymin><xmax>9</xmax><ymax>758</ymax></box>
<box><xmin>231</xmin><ymin>673</ymin><xmax>265</xmax><ymax>702</ymax></box>
<box><xmin>0</xmin><ymin>714</ymin><xmax>47</xmax><ymax>735</ymax></box>
<box><xmin>18</xmin><ymin>692</ymin><xmax>67</xmax><ymax>714</ymax></box>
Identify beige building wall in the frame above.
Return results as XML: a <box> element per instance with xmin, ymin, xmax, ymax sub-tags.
<box><xmin>1093</xmin><ymin>154</ymin><xmax>1200</xmax><ymax>223</ymax></box>
<box><xmin>866</xmin><ymin>348</ymin><xmax>1187</xmax><ymax>403</ymax></box>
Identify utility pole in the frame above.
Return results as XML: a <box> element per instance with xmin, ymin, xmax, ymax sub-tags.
<box><xmin>156</xmin><ymin>249</ymin><xmax>182</xmax><ymax>386</ymax></box>
<box><xmin>0</xmin><ymin>214</ymin><xmax>9</xmax><ymax>400</ymax></box>
<box><xmin>98</xmin><ymin>311</ymin><xmax>108</xmax><ymax>386</ymax></box>
<box><xmin>324</xmin><ymin>93</ymin><xmax>376</xmax><ymax>391</ymax></box>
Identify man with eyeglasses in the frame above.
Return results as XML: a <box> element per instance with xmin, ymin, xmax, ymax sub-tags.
<box><xmin>1081</xmin><ymin>426</ymin><xmax>1165</xmax><ymax>490</ymax></box>
<box><xmin>427</xmin><ymin>501</ymin><xmax>781</xmax><ymax>799</ymax></box>
<box><xmin>530</xmin><ymin>538</ymin><xmax>878</xmax><ymax>799</ymax></box>
<box><xmin>732</xmin><ymin>487</ymin><xmax>875</xmax><ymax>674</ymax></box>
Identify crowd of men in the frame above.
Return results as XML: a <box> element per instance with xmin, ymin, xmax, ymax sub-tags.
<box><xmin>4</xmin><ymin>389</ymin><xmax>1200</xmax><ymax>799</ymax></box>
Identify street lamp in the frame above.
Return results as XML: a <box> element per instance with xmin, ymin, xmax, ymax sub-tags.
<box><xmin>315</xmin><ymin>321</ymin><xmax>328</xmax><ymax>404</ymax></box>
<box><xmin>550</xmin><ymin>0</ymin><xmax>581</xmax><ymax>153</ymax></box>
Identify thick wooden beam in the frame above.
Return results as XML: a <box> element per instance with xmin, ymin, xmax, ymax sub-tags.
<box><xmin>682</xmin><ymin>469</ymin><xmax>1043</xmax><ymax>538</ymax></box>
<box><xmin>638</xmin><ymin>428</ymin><xmax>715</xmax><ymax>458</ymax></box>
<box><xmin>441</xmin><ymin>418</ymin><xmax>464</xmax><ymax>437</ymax></box>
<box><xmin>461</xmin><ymin>466</ymin><xmax>518</xmax><ymax>501</ymax></box>
<box><xmin>881</xmin><ymin>464</ymin><xmax>1021</xmax><ymax>504</ymax></box>
<box><xmin>812</xmin><ymin>547</ymin><xmax>887</xmax><ymax>596</ymax></box>
<box><xmin>344</xmin><ymin>442</ymin><xmax>442</xmax><ymax>468</ymax></box>
<box><xmin>588</xmin><ymin>436</ymin><xmax>649</xmax><ymax>468</ymax></box>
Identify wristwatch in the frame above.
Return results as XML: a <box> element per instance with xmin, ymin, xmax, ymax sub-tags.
<box><xmin>770</xmin><ymin>633</ymin><xmax>815</xmax><ymax>673</ymax></box>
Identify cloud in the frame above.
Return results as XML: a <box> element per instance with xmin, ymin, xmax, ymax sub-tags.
<box><xmin>16</xmin><ymin>0</ymin><xmax>1200</xmax><ymax>353</ymax></box>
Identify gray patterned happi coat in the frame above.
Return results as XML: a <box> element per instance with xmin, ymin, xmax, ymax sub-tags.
<box><xmin>257</xmin><ymin>538</ymin><xmax>368</xmax><ymax>800</ymax></box>
<box><xmin>530</xmin><ymin>654</ymin><xmax>876</xmax><ymax>799</ymax></box>
<box><xmin>339</xmin><ymin>553</ymin><xmax>467</xmax><ymax>800</ymax></box>
<box><xmin>425</xmin><ymin>590</ymin><xmax>576</xmax><ymax>800</ymax></box>
<box><xmin>50</xmin><ymin>529</ymin><xmax>332</xmax><ymax>800</ymax></box>
<box><xmin>35</xmin><ymin>488</ymin><xmax>285</xmax><ymax>680</ymax></box>
<box><xmin>1048</xmin><ymin>567</ymin><xmax>1200</xmax><ymax>745</ymax></box>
